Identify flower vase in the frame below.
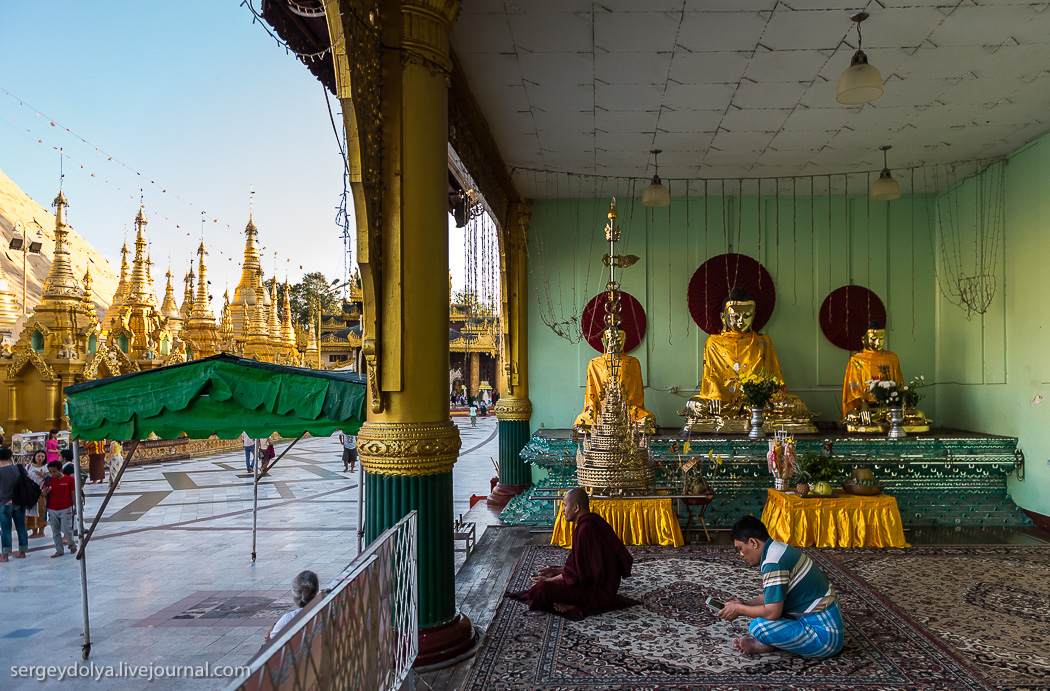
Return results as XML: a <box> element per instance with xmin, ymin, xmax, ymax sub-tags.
<box><xmin>887</xmin><ymin>406</ymin><xmax>907</xmax><ymax>439</ymax></box>
<box><xmin>748</xmin><ymin>406</ymin><xmax>766</xmax><ymax>439</ymax></box>
<box><xmin>773</xmin><ymin>477</ymin><xmax>788</xmax><ymax>491</ymax></box>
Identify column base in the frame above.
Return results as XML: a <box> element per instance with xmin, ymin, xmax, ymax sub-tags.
<box><xmin>487</xmin><ymin>483</ymin><xmax>530</xmax><ymax>508</ymax></box>
<box><xmin>415</xmin><ymin>612</ymin><xmax>477</xmax><ymax>667</ymax></box>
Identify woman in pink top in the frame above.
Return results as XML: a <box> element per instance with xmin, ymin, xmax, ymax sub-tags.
<box><xmin>45</xmin><ymin>429</ymin><xmax>61</xmax><ymax>465</ymax></box>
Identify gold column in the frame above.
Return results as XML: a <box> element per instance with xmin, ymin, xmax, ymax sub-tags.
<box><xmin>5</xmin><ymin>379</ymin><xmax>21</xmax><ymax>431</ymax></box>
<box><xmin>490</xmin><ymin>201</ymin><xmax>533</xmax><ymax>501</ymax></box>
<box><xmin>327</xmin><ymin>0</ymin><xmax>473</xmax><ymax>665</ymax></box>
<box><xmin>45</xmin><ymin>380</ymin><xmax>59</xmax><ymax>430</ymax></box>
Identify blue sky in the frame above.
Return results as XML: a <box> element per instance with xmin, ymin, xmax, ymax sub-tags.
<box><xmin>0</xmin><ymin>1</ymin><xmax>467</xmax><ymax>302</ymax></box>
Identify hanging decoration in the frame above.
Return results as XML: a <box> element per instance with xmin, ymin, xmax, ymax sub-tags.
<box><xmin>687</xmin><ymin>253</ymin><xmax>776</xmax><ymax>335</ymax></box>
<box><xmin>932</xmin><ymin>161</ymin><xmax>1005</xmax><ymax>319</ymax></box>
<box><xmin>581</xmin><ymin>290</ymin><xmax>646</xmax><ymax>354</ymax></box>
<box><xmin>819</xmin><ymin>285</ymin><xmax>886</xmax><ymax>351</ymax></box>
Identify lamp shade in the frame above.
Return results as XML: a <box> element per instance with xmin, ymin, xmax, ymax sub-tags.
<box><xmin>836</xmin><ymin>50</ymin><xmax>883</xmax><ymax>105</ymax></box>
<box><xmin>870</xmin><ymin>169</ymin><xmax>901</xmax><ymax>201</ymax></box>
<box><xmin>642</xmin><ymin>175</ymin><xmax>670</xmax><ymax>207</ymax></box>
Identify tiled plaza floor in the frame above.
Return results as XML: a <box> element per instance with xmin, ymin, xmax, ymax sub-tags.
<box><xmin>0</xmin><ymin>415</ymin><xmax>499</xmax><ymax>689</ymax></box>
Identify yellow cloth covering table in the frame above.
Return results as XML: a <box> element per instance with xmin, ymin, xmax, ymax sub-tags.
<box><xmin>761</xmin><ymin>489</ymin><xmax>909</xmax><ymax>548</ymax></box>
<box><xmin>551</xmin><ymin>498</ymin><xmax>684</xmax><ymax>548</ymax></box>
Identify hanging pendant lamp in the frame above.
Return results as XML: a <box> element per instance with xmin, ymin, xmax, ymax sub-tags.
<box><xmin>836</xmin><ymin>12</ymin><xmax>883</xmax><ymax>105</ymax></box>
<box><xmin>870</xmin><ymin>145</ymin><xmax>901</xmax><ymax>201</ymax></box>
<box><xmin>642</xmin><ymin>149</ymin><xmax>670</xmax><ymax>207</ymax></box>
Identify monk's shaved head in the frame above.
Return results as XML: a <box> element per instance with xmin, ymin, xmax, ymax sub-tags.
<box><xmin>565</xmin><ymin>487</ymin><xmax>590</xmax><ymax>513</ymax></box>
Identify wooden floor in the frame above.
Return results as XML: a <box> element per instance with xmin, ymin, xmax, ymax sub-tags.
<box><xmin>408</xmin><ymin>523</ymin><xmax>1049</xmax><ymax>691</ymax></box>
<box><xmin>412</xmin><ymin>525</ymin><xmax>549</xmax><ymax>691</ymax></box>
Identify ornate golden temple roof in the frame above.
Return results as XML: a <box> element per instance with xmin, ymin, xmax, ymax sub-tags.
<box><xmin>8</xmin><ymin>188</ymin><xmax>101</xmax><ymax>383</ymax></box>
<box><xmin>102</xmin><ymin>242</ymin><xmax>130</xmax><ymax>333</ymax></box>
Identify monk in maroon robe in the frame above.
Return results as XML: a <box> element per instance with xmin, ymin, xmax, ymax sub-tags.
<box><xmin>523</xmin><ymin>487</ymin><xmax>633</xmax><ymax>616</ymax></box>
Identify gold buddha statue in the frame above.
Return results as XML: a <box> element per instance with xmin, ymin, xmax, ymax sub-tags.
<box><xmin>574</xmin><ymin>327</ymin><xmax>657</xmax><ymax>434</ymax></box>
<box><xmin>842</xmin><ymin>321</ymin><xmax>930</xmax><ymax>433</ymax></box>
<box><xmin>682</xmin><ymin>287</ymin><xmax>816</xmax><ymax>434</ymax></box>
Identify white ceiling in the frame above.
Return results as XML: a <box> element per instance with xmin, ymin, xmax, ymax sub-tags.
<box><xmin>451</xmin><ymin>0</ymin><xmax>1050</xmax><ymax>197</ymax></box>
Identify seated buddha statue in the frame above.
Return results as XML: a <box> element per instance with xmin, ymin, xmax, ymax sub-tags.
<box><xmin>682</xmin><ymin>287</ymin><xmax>816</xmax><ymax>434</ymax></box>
<box><xmin>842</xmin><ymin>321</ymin><xmax>930</xmax><ymax>433</ymax></box>
<box><xmin>574</xmin><ymin>327</ymin><xmax>657</xmax><ymax>435</ymax></box>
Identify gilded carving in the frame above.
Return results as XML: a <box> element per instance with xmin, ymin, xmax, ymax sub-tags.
<box><xmin>401</xmin><ymin>0</ymin><xmax>460</xmax><ymax>76</ymax></box>
<box><xmin>6</xmin><ymin>349</ymin><xmax>57</xmax><ymax>382</ymax></box>
<box><xmin>494</xmin><ymin>397</ymin><xmax>532</xmax><ymax>422</ymax></box>
<box><xmin>357</xmin><ymin>420</ymin><xmax>462</xmax><ymax>476</ymax></box>
<box><xmin>362</xmin><ymin>337</ymin><xmax>382</xmax><ymax>413</ymax></box>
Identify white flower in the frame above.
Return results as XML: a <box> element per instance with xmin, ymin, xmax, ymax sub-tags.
<box><xmin>878</xmin><ymin>380</ymin><xmax>894</xmax><ymax>389</ymax></box>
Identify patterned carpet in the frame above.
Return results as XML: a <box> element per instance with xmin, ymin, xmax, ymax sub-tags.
<box><xmin>463</xmin><ymin>544</ymin><xmax>1007</xmax><ymax>690</ymax></box>
<box><xmin>831</xmin><ymin>545</ymin><xmax>1050</xmax><ymax>691</ymax></box>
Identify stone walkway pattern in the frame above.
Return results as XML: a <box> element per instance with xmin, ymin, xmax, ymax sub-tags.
<box><xmin>0</xmin><ymin>415</ymin><xmax>499</xmax><ymax>689</ymax></box>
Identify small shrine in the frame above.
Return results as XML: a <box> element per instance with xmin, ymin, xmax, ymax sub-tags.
<box><xmin>574</xmin><ymin>200</ymin><xmax>655</xmax><ymax>496</ymax></box>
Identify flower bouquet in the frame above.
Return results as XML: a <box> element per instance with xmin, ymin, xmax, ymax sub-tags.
<box><xmin>766</xmin><ymin>433</ymin><xmax>796</xmax><ymax>491</ymax></box>
<box><xmin>741</xmin><ymin>370</ymin><xmax>784</xmax><ymax>409</ymax></box>
<box><xmin>866</xmin><ymin>379</ymin><xmax>903</xmax><ymax>408</ymax></box>
<box><xmin>902</xmin><ymin>375</ymin><xmax>927</xmax><ymax>409</ymax></box>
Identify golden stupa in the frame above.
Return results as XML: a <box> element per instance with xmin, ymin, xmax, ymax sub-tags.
<box><xmin>575</xmin><ymin>199</ymin><xmax>655</xmax><ymax>495</ymax></box>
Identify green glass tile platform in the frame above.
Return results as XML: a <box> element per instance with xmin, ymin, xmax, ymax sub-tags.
<box><xmin>499</xmin><ymin>428</ymin><xmax>1030</xmax><ymax>529</ymax></box>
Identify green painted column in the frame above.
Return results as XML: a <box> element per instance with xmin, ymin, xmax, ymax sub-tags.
<box><xmin>489</xmin><ymin>399</ymin><xmax>533</xmax><ymax>506</ymax></box>
<box><xmin>498</xmin><ymin>418</ymin><xmax>532</xmax><ymax>485</ymax></box>
<box><xmin>364</xmin><ymin>470</ymin><xmax>454</xmax><ymax>628</ymax></box>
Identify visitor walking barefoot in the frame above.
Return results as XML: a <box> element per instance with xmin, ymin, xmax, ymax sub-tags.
<box><xmin>105</xmin><ymin>441</ymin><xmax>124</xmax><ymax>489</ymax></box>
<box><xmin>85</xmin><ymin>440</ymin><xmax>105</xmax><ymax>484</ymax></box>
<box><xmin>24</xmin><ymin>451</ymin><xmax>49</xmax><ymax>538</ymax></box>
<box><xmin>45</xmin><ymin>429</ymin><xmax>61</xmax><ymax>465</ymax></box>
<box><xmin>339</xmin><ymin>429</ymin><xmax>357</xmax><ymax>473</ymax></box>
<box><xmin>0</xmin><ymin>448</ymin><xmax>29</xmax><ymax>561</ymax></box>
<box><xmin>42</xmin><ymin>461</ymin><xmax>77</xmax><ymax>558</ymax></box>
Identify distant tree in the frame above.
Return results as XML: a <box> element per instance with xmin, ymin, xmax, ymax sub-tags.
<box><xmin>288</xmin><ymin>272</ymin><xmax>343</xmax><ymax>325</ymax></box>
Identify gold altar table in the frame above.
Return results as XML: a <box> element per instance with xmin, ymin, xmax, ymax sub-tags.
<box><xmin>761</xmin><ymin>489</ymin><xmax>909</xmax><ymax>549</ymax></box>
<box><xmin>551</xmin><ymin>498</ymin><xmax>685</xmax><ymax>548</ymax></box>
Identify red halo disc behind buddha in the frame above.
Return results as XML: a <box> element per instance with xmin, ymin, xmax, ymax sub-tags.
<box><xmin>819</xmin><ymin>285</ymin><xmax>887</xmax><ymax>351</ymax></box>
<box><xmin>687</xmin><ymin>253</ymin><xmax>776</xmax><ymax>335</ymax></box>
<box><xmin>581</xmin><ymin>290</ymin><xmax>647</xmax><ymax>354</ymax></box>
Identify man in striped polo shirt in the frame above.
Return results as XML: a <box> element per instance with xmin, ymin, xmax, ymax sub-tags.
<box><xmin>717</xmin><ymin>515</ymin><xmax>844</xmax><ymax>658</ymax></box>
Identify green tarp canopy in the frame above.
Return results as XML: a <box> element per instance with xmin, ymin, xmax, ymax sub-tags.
<box><xmin>64</xmin><ymin>354</ymin><xmax>367</xmax><ymax>441</ymax></box>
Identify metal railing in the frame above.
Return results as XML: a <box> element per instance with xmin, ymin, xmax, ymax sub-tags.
<box><xmin>226</xmin><ymin>512</ymin><xmax>418</xmax><ymax>691</ymax></box>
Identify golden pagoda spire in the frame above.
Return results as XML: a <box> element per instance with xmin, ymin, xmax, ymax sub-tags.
<box><xmin>182</xmin><ymin>242</ymin><xmax>220</xmax><ymax>359</ymax></box>
<box><xmin>161</xmin><ymin>266</ymin><xmax>183</xmax><ymax>339</ymax></box>
<box><xmin>127</xmin><ymin>205</ymin><xmax>150</xmax><ymax>304</ymax></box>
<box><xmin>220</xmin><ymin>289</ymin><xmax>232</xmax><ymax>340</ymax></box>
<box><xmin>230</xmin><ymin>212</ymin><xmax>267</xmax><ymax>338</ymax></box>
<box><xmin>304</xmin><ymin>306</ymin><xmax>319</xmax><ymax>366</ymax></box>
<box><xmin>81</xmin><ymin>266</ymin><xmax>101</xmax><ymax>329</ymax></box>
<box><xmin>102</xmin><ymin>240</ymin><xmax>131</xmax><ymax>333</ymax></box>
<box><xmin>146</xmin><ymin>252</ymin><xmax>158</xmax><ymax>307</ymax></box>
<box><xmin>180</xmin><ymin>266</ymin><xmax>194</xmax><ymax>321</ymax></box>
<box><xmin>280</xmin><ymin>280</ymin><xmax>296</xmax><ymax>348</ymax></box>
<box><xmin>193</xmin><ymin>241</ymin><xmax>212</xmax><ymax>318</ymax></box>
<box><xmin>41</xmin><ymin>189</ymin><xmax>82</xmax><ymax>302</ymax></box>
